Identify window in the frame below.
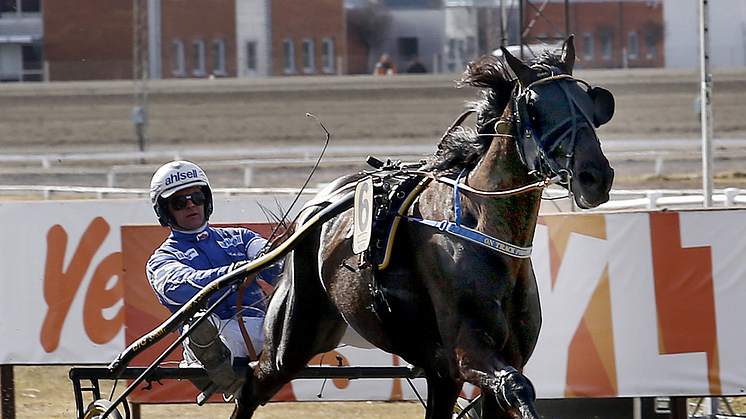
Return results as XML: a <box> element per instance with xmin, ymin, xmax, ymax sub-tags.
<box><xmin>628</xmin><ymin>32</ymin><xmax>639</xmax><ymax>60</ymax></box>
<box><xmin>21</xmin><ymin>42</ymin><xmax>43</xmax><ymax>81</ymax></box>
<box><xmin>322</xmin><ymin>38</ymin><xmax>335</xmax><ymax>74</ymax></box>
<box><xmin>172</xmin><ymin>39</ymin><xmax>185</xmax><ymax>76</ymax></box>
<box><xmin>601</xmin><ymin>33</ymin><xmax>613</xmax><ymax>61</ymax></box>
<box><xmin>283</xmin><ymin>39</ymin><xmax>295</xmax><ymax>74</ymax></box>
<box><xmin>302</xmin><ymin>38</ymin><xmax>315</xmax><ymax>73</ymax></box>
<box><xmin>446</xmin><ymin>38</ymin><xmax>459</xmax><ymax>72</ymax></box>
<box><xmin>213</xmin><ymin>39</ymin><xmax>226</xmax><ymax>75</ymax></box>
<box><xmin>645</xmin><ymin>32</ymin><xmax>657</xmax><ymax>60</ymax></box>
<box><xmin>21</xmin><ymin>0</ymin><xmax>38</xmax><ymax>13</ymax></box>
<box><xmin>583</xmin><ymin>33</ymin><xmax>594</xmax><ymax>61</ymax></box>
<box><xmin>0</xmin><ymin>0</ymin><xmax>39</xmax><ymax>15</ymax></box>
<box><xmin>193</xmin><ymin>39</ymin><xmax>206</xmax><ymax>76</ymax></box>
<box><xmin>0</xmin><ymin>0</ymin><xmax>15</xmax><ymax>13</ymax></box>
<box><xmin>466</xmin><ymin>36</ymin><xmax>476</xmax><ymax>60</ymax></box>
<box><xmin>397</xmin><ymin>37</ymin><xmax>418</xmax><ymax>61</ymax></box>
<box><xmin>246</xmin><ymin>40</ymin><xmax>257</xmax><ymax>72</ymax></box>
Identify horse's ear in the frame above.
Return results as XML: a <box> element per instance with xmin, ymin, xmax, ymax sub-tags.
<box><xmin>501</xmin><ymin>46</ymin><xmax>539</xmax><ymax>87</ymax></box>
<box><xmin>561</xmin><ymin>35</ymin><xmax>576</xmax><ymax>74</ymax></box>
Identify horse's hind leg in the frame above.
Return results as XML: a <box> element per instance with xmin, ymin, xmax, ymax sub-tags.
<box><xmin>231</xmin><ymin>241</ymin><xmax>347</xmax><ymax>419</ymax></box>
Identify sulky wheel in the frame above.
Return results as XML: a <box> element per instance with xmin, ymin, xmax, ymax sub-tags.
<box><xmin>453</xmin><ymin>395</ymin><xmax>483</xmax><ymax>419</ymax></box>
<box><xmin>83</xmin><ymin>399</ymin><xmax>125</xmax><ymax>419</ymax></box>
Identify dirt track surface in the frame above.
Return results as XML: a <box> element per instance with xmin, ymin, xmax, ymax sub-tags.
<box><xmin>1</xmin><ymin>67</ymin><xmax>746</xmax><ymax>190</ymax></box>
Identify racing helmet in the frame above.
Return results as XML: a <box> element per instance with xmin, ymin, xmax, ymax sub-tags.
<box><xmin>149</xmin><ymin>160</ymin><xmax>214</xmax><ymax>227</ymax></box>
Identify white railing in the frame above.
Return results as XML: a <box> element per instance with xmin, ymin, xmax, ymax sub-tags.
<box><xmin>0</xmin><ymin>185</ymin><xmax>318</xmax><ymax>201</ymax></box>
<box><xmin>1</xmin><ymin>141</ymin><xmax>745</xmax><ymax>211</ymax></box>
<box><xmin>1</xmin><ymin>183</ymin><xmax>744</xmax><ymax>214</ymax></box>
<box><xmin>598</xmin><ymin>187</ymin><xmax>746</xmax><ymax>211</ymax></box>
<box><xmin>0</xmin><ymin>144</ymin><xmax>434</xmax><ymax>169</ymax></box>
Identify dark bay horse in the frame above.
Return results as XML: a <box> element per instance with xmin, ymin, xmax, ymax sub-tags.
<box><xmin>232</xmin><ymin>36</ymin><xmax>614</xmax><ymax>419</ymax></box>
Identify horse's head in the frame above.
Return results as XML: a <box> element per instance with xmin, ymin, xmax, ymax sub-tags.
<box><xmin>501</xmin><ymin>36</ymin><xmax>615</xmax><ymax>209</ymax></box>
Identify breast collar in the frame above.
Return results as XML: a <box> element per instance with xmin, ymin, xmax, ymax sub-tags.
<box><xmin>400</xmin><ymin>169</ymin><xmax>532</xmax><ymax>259</ymax></box>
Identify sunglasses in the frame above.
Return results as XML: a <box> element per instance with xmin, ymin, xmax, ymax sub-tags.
<box><xmin>169</xmin><ymin>191</ymin><xmax>206</xmax><ymax>210</ymax></box>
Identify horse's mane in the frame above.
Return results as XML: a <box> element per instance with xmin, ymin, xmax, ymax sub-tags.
<box><xmin>421</xmin><ymin>54</ymin><xmax>515</xmax><ymax>175</ymax></box>
<box><xmin>421</xmin><ymin>48</ymin><xmax>564</xmax><ymax>175</ymax></box>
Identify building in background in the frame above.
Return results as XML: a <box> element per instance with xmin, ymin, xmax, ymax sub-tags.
<box><xmin>662</xmin><ymin>0</ymin><xmax>746</xmax><ymax>68</ymax></box>
<box><xmin>518</xmin><ymin>0</ymin><xmax>746</xmax><ymax>69</ymax></box>
<box><xmin>158</xmin><ymin>0</ymin><xmax>237</xmax><ymax>79</ymax></box>
<box><xmin>363</xmin><ymin>1</ymin><xmax>444</xmax><ymax>74</ymax></box>
<box><xmin>521</xmin><ymin>0</ymin><xmax>665</xmax><ymax>69</ymax></box>
<box><xmin>14</xmin><ymin>0</ymin><xmax>344</xmax><ymax>81</ymax></box>
<box><xmin>0</xmin><ymin>0</ymin><xmax>43</xmax><ymax>81</ymax></box>
<box><xmin>43</xmin><ymin>0</ymin><xmax>134</xmax><ymax>80</ymax></box>
<box><xmin>1</xmin><ymin>0</ymin><xmax>744</xmax><ymax>82</ymax></box>
<box><xmin>267</xmin><ymin>0</ymin><xmax>345</xmax><ymax>76</ymax></box>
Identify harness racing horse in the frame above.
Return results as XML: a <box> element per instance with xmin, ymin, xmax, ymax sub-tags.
<box><xmin>231</xmin><ymin>36</ymin><xmax>614</xmax><ymax>419</ymax></box>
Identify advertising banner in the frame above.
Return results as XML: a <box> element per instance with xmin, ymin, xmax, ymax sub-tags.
<box><xmin>525</xmin><ymin>210</ymin><xmax>746</xmax><ymax>398</ymax></box>
<box><xmin>0</xmin><ymin>196</ymin><xmax>296</xmax><ymax>365</ymax></box>
<box><xmin>2</xmin><ymin>199</ymin><xmax>746</xmax><ymax>400</ymax></box>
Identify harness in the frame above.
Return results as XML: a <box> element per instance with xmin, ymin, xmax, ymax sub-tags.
<box><xmin>353</xmin><ymin>162</ymin><xmax>432</xmax><ymax>269</ymax></box>
<box><xmin>399</xmin><ymin>168</ymin><xmax>533</xmax><ymax>259</ymax></box>
<box><xmin>357</xmin><ymin>161</ymin><xmax>543</xmax><ymax>270</ymax></box>
<box><xmin>355</xmin><ymin>69</ymin><xmax>610</xmax><ymax>266</ymax></box>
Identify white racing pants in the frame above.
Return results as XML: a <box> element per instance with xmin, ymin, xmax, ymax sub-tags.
<box><xmin>181</xmin><ymin>313</ymin><xmax>264</xmax><ymax>393</ymax></box>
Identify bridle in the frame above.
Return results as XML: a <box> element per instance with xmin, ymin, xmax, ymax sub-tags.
<box><xmin>511</xmin><ymin>70</ymin><xmax>601</xmax><ymax>184</ymax></box>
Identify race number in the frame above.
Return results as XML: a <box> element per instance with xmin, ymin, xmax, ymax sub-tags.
<box><xmin>352</xmin><ymin>177</ymin><xmax>374</xmax><ymax>254</ymax></box>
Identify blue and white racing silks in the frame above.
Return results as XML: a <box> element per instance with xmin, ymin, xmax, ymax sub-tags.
<box><xmin>147</xmin><ymin>224</ymin><xmax>283</xmax><ymax>320</ymax></box>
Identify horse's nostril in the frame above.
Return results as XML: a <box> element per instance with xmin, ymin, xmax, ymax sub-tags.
<box><xmin>578</xmin><ymin>171</ymin><xmax>596</xmax><ymax>186</ymax></box>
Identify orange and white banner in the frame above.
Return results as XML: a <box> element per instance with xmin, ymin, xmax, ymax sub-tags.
<box><xmin>1</xmin><ymin>199</ymin><xmax>746</xmax><ymax>399</ymax></box>
<box><xmin>526</xmin><ymin>210</ymin><xmax>746</xmax><ymax>398</ymax></box>
<box><xmin>0</xmin><ymin>196</ymin><xmax>295</xmax><ymax>365</ymax></box>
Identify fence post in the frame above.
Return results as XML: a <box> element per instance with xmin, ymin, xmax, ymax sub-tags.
<box><xmin>1</xmin><ymin>365</ymin><xmax>14</xmax><ymax>419</ymax></box>
<box><xmin>725</xmin><ymin>187</ymin><xmax>740</xmax><ymax>207</ymax></box>
<box><xmin>647</xmin><ymin>191</ymin><xmax>662</xmax><ymax>209</ymax></box>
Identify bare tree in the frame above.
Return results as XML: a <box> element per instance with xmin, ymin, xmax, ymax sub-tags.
<box><xmin>347</xmin><ymin>1</ymin><xmax>392</xmax><ymax>52</ymax></box>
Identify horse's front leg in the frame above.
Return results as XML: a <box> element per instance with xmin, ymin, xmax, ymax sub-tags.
<box><xmin>455</xmin><ymin>313</ymin><xmax>539</xmax><ymax>419</ymax></box>
<box><xmin>478</xmin><ymin>366</ymin><xmax>537</xmax><ymax>419</ymax></box>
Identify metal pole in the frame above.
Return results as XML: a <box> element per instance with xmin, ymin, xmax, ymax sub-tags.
<box><xmin>519</xmin><ymin>0</ymin><xmax>524</xmax><ymax>59</ymax></box>
<box><xmin>1</xmin><ymin>366</ymin><xmax>14</xmax><ymax>419</ymax></box>
<box><xmin>500</xmin><ymin>0</ymin><xmax>507</xmax><ymax>47</ymax></box>
<box><xmin>133</xmin><ymin>0</ymin><xmax>149</xmax><ymax>157</ymax></box>
<box><xmin>564</xmin><ymin>0</ymin><xmax>569</xmax><ymax>38</ymax></box>
<box><xmin>700</xmin><ymin>0</ymin><xmax>713</xmax><ymax>207</ymax></box>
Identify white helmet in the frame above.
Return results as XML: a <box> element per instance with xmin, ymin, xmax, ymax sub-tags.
<box><xmin>150</xmin><ymin>160</ymin><xmax>213</xmax><ymax>227</ymax></box>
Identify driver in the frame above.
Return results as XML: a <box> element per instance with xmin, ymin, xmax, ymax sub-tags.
<box><xmin>146</xmin><ymin>160</ymin><xmax>283</xmax><ymax>397</ymax></box>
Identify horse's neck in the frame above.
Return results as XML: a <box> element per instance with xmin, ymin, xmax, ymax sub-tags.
<box><xmin>466</xmin><ymin>134</ymin><xmax>542</xmax><ymax>247</ymax></box>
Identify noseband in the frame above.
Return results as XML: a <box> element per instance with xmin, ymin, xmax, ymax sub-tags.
<box><xmin>512</xmin><ymin>71</ymin><xmax>599</xmax><ymax>183</ymax></box>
